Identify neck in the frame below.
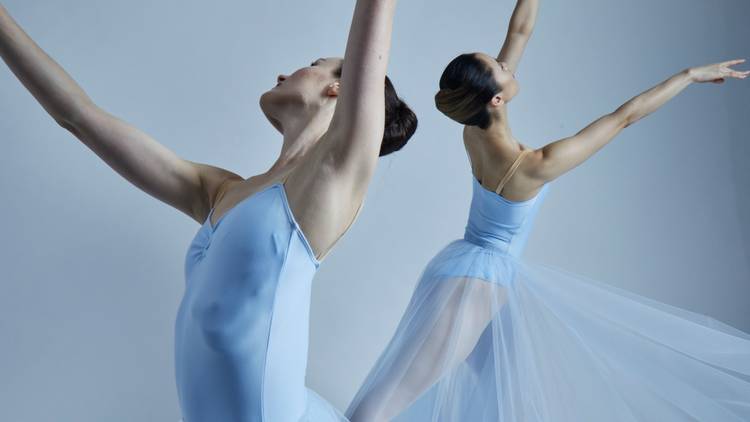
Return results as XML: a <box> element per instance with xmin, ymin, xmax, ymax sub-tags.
<box><xmin>467</xmin><ymin>106</ymin><xmax>521</xmax><ymax>151</ymax></box>
<box><xmin>266</xmin><ymin>103</ymin><xmax>335</xmax><ymax>176</ymax></box>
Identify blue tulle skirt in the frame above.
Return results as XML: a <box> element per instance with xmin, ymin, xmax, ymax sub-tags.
<box><xmin>346</xmin><ymin>239</ymin><xmax>750</xmax><ymax>421</ymax></box>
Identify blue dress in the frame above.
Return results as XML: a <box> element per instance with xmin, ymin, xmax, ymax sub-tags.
<box><xmin>175</xmin><ymin>182</ymin><xmax>348</xmax><ymax>422</ymax></box>
<box><xmin>346</xmin><ymin>150</ymin><xmax>750</xmax><ymax>421</ymax></box>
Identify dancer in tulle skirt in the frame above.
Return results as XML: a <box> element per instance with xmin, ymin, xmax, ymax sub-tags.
<box><xmin>1</xmin><ymin>1</ymin><xmax>416</xmax><ymax>420</ymax></box>
<box><xmin>346</xmin><ymin>1</ymin><xmax>750</xmax><ymax>421</ymax></box>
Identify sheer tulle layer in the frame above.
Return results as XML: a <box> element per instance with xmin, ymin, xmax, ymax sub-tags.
<box><xmin>304</xmin><ymin>388</ymin><xmax>350</xmax><ymax>421</ymax></box>
<box><xmin>346</xmin><ymin>239</ymin><xmax>750</xmax><ymax>421</ymax></box>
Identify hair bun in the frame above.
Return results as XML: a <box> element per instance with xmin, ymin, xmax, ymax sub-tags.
<box><xmin>436</xmin><ymin>53</ymin><xmax>502</xmax><ymax>129</ymax></box>
<box><xmin>381</xmin><ymin>97</ymin><xmax>418</xmax><ymax>156</ymax></box>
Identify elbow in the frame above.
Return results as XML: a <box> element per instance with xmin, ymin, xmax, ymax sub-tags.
<box><xmin>515</xmin><ymin>25</ymin><xmax>535</xmax><ymax>37</ymax></box>
<box><xmin>53</xmin><ymin>98</ymin><xmax>96</xmax><ymax>134</ymax></box>
<box><xmin>54</xmin><ymin>117</ymin><xmax>78</xmax><ymax>136</ymax></box>
<box><xmin>615</xmin><ymin>102</ymin><xmax>638</xmax><ymax>129</ymax></box>
<box><xmin>620</xmin><ymin>113</ymin><xmax>635</xmax><ymax>129</ymax></box>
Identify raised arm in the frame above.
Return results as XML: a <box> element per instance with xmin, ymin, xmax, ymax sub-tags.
<box><xmin>497</xmin><ymin>0</ymin><xmax>539</xmax><ymax>74</ymax></box>
<box><xmin>320</xmin><ymin>0</ymin><xmax>397</xmax><ymax>182</ymax></box>
<box><xmin>531</xmin><ymin>59</ymin><xmax>749</xmax><ymax>183</ymax></box>
<box><xmin>0</xmin><ymin>5</ymin><xmax>233</xmax><ymax>223</ymax></box>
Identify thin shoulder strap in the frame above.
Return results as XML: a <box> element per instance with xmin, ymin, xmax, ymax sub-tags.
<box><xmin>282</xmin><ymin>169</ymin><xmax>363</xmax><ymax>262</ymax></box>
<box><xmin>281</xmin><ymin>171</ymin><xmax>293</xmax><ymax>185</ymax></box>
<box><xmin>495</xmin><ymin>149</ymin><xmax>532</xmax><ymax>195</ymax></box>
<box><xmin>317</xmin><ymin>199</ymin><xmax>365</xmax><ymax>262</ymax></box>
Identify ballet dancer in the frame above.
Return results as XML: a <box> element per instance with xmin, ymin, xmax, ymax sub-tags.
<box><xmin>346</xmin><ymin>0</ymin><xmax>750</xmax><ymax>420</ymax></box>
<box><xmin>0</xmin><ymin>1</ymin><xmax>416</xmax><ymax>421</ymax></box>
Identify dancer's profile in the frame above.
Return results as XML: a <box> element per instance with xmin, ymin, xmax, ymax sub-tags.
<box><xmin>0</xmin><ymin>1</ymin><xmax>415</xmax><ymax>421</ymax></box>
<box><xmin>346</xmin><ymin>1</ymin><xmax>750</xmax><ymax>421</ymax></box>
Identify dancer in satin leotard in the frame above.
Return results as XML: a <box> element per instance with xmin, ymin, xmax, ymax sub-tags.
<box><xmin>346</xmin><ymin>1</ymin><xmax>750</xmax><ymax>421</ymax></box>
<box><xmin>0</xmin><ymin>1</ymin><xmax>416</xmax><ymax>421</ymax></box>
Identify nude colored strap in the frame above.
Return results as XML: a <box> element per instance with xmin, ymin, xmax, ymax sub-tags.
<box><xmin>281</xmin><ymin>171</ymin><xmax>293</xmax><ymax>185</ymax></box>
<box><xmin>317</xmin><ymin>198</ymin><xmax>365</xmax><ymax>262</ymax></box>
<box><xmin>281</xmin><ymin>170</ymin><xmax>364</xmax><ymax>262</ymax></box>
<box><xmin>495</xmin><ymin>149</ymin><xmax>531</xmax><ymax>195</ymax></box>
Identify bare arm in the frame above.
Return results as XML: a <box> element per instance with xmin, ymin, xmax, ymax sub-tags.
<box><xmin>277</xmin><ymin>0</ymin><xmax>399</xmax><ymax>261</ymax></box>
<box><xmin>0</xmin><ymin>5</ymin><xmax>234</xmax><ymax>223</ymax></box>
<box><xmin>497</xmin><ymin>0</ymin><xmax>539</xmax><ymax>74</ymax></box>
<box><xmin>532</xmin><ymin>59</ymin><xmax>749</xmax><ymax>182</ymax></box>
<box><xmin>320</xmin><ymin>0</ymin><xmax>397</xmax><ymax>186</ymax></box>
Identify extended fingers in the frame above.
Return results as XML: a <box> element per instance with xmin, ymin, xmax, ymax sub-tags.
<box><xmin>723</xmin><ymin>58</ymin><xmax>746</xmax><ymax>66</ymax></box>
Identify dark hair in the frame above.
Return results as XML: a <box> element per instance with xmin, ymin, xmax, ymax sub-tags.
<box><xmin>434</xmin><ymin>53</ymin><xmax>500</xmax><ymax>129</ymax></box>
<box><xmin>334</xmin><ymin>66</ymin><xmax>418</xmax><ymax>156</ymax></box>
<box><xmin>381</xmin><ymin>76</ymin><xmax>418</xmax><ymax>156</ymax></box>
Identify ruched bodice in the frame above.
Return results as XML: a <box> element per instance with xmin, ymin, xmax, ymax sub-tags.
<box><xmin>464</xmin><ymin>176</ymin><xmax>550</xmax><ymax>258</ymax></box>
<box><xmin>175</xmin><ymin>182</ymin><xmax>345</xmax><ymax>422</ymax></box>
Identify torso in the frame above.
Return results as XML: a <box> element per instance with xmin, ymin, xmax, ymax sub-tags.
<box><xmin>177</xmin><ymin>181</ymin><xmax>320</xmax><ymax>421</ymax></box>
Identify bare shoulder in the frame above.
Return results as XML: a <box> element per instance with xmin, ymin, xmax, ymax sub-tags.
<box><xmin>496</xmin><ymin>146</ymin><xmax>547</xmax><ymax>200</ymax></box>
<box><xmin>519</xmin><ymin>147</ymin><xmax>548</xmax><ymax>185</ymax></box>
<box><xmin>185</xmin><ymin>160</ymin><xmax>244</xmax><ymax>224</ymax></box>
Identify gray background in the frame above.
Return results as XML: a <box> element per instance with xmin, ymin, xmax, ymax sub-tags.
<box><xmin>1</xmin><ymin>0</ymin><xmax>748</xmax><ymax>420</ymax></box>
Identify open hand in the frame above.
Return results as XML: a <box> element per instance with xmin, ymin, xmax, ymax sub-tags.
<box><xmin>689</xmin><ymin>59</ymin><xmax>749</xmax><ymax>84</ymax></box>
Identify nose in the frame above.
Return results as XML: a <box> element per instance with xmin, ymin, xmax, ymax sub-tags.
<box><xmin>277</xmin><ymin>74</ymin><xmax>288</xmax><ymax>84</ymax></box>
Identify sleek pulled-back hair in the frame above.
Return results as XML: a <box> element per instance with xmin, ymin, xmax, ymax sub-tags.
<box><xmin>334</xmin><ymin>66</ymin><xmax>418</xmax><ymax>156</ymax></box>
<box><xmin>434</xmin><ymin>53</ymin><xmax>500</xmax><ymax>129</ymax></box>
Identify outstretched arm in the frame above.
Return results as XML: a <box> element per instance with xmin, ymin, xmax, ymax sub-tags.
<box><xmin>319</xmin><ymin>0</ymin><xmax>397</xmax><ymax>185</ymax></box>
<box><xmin>0</xmin><ymin>5</ymin><xmax>234</xmax><ymax>223</ymax></box>
<box><xmin>497</xmin><ymin>0</ymin><xmax>539</xmax><ymax>74</ymax></box>
<box><xmin>531</xmin><ymin>59</ymin><xmax>749</xmax><ymax>182</ymax></box>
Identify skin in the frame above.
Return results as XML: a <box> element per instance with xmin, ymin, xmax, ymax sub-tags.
<box><xmin>0</xmin><ymin>0</ymin><xmax>398</xmax><ymax>261</ymax></box>
<box><xmin>347</xmin><ymin>0</ymin><xmax>749</xmax><ymax>420</ymax></box>
<box><xmin>464</xmin><ymin>1</ymin><xmax>749</xmax><ymax>202</ymax></box>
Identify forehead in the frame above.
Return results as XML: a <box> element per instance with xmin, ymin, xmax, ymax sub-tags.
<box><xmin>474</xmin><ymin>53</ymin><xmax>500</xmax><ymax>71</ymax></box>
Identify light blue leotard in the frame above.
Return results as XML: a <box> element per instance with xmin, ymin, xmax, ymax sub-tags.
<box><xmin>175</xmin><ymin>182</ymin><xmax>347</xmax><ymax>422</ymax></box>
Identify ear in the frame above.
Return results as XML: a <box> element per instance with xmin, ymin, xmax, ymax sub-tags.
<box><xmin>326</xmin><ymin>81</ymin><xmax>341</xmax><ymax>97</ymax></box>
<box><xmin>489</xmin><ymin>94</ymin><xmax>505</xmax><ymax>107</ymax></box>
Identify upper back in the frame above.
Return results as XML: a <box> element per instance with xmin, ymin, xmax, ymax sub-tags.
<box><xmin>462</xmin><ymin>129</ymin><xmax>551</xmax><ymax>257</ymax></box>
<box><xmin>463</xmin><ymin>128</ymin><xmax>543</xmax><ymax>203</ymax></box>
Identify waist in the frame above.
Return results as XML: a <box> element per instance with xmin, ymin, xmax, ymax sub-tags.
<box><xmin>463</xmin><ymin>228</ymin><xmax>525</xmax><ymax>258</ymax></box>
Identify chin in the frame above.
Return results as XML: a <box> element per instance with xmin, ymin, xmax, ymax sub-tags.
<box><xmin>259</xmin><ymin>92</ymin><xmax>284</xmax><ymax>133</ymax></box>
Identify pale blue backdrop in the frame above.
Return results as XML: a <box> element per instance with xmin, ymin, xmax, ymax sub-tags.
<box><xmin>1</xmin><ymin>0</ymin><xmax>748</xmax><ymax>420</ymax></box>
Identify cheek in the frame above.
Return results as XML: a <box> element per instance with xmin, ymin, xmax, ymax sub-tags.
<box><xmin>293</xmin><ymin>70</ymin><xmax>324</xmax><ymax>90</ymax></box>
